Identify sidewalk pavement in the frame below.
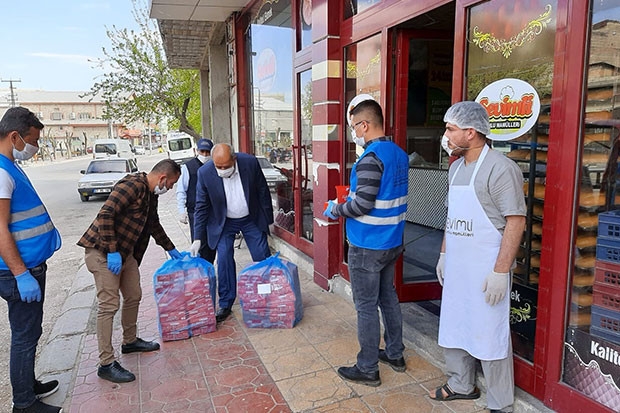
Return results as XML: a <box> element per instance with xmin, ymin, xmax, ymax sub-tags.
<box><xmin>38</xmin><ymin>190</ymin><xmax>506</xmax><ymax>412</ymax></box>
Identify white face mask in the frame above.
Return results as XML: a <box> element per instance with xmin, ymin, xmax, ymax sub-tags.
<box><xmin>441</xmin><ymin>135</ymin><xmax>453</xmax><ymax>156</ymax></box>
<box><xmin>197</xmin><ymin>154</ymin><xmax>210</xmax><ymax>164</ymax></box>
<box><xmin>217</xmin><ymin>165</ymin><xmax>235</xmax><ymax>178</ymax></box>
<box><xmin>13</xmin><ymin>134</ymin><xmax>39</xmax><ymax>161</ymax></box>
<box><xmin>349</xmin><ymin>122</ymin><xmax>367</xmax><ymax>147</ymax></box>
<box><xmin>154</xmin><ymin>178</ymin><xmax>168</xmax><ymax>195</ymax></box>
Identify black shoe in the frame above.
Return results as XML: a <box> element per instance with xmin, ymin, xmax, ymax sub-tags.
<box><xmin>337</xmin><ymin>365</ymin><xmax>381</xmax><ymax>387</ymax></box>
<box><xmin>34</xmin><ymin>379</ymin><xmax>59</xmax><ymax>399</ymax></box>
<box><xmin>12</xmin><ymin>400</ymin><xmax>62</xmax><ymax>413</ymax></box>
<box><xmin>121</xmin><ymin>337</ymin><xmax>160</xmax><ymax>354</ymax></box>
<box><xmin>216</xmin><ymin>307</ymin><xmax>232</xmax><ymax>323</ymax></box>
<box><xmin>97</xmin><ymin>361</ymin><xmax>136</xmax><ymax>383</ymax></box>
<box><xmin>378</xmin><ymin>349</ymin><xmax>406</xmax><ymax>372</ymax></box>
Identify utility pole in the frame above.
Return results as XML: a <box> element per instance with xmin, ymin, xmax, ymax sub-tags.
<box><xmin>1</xmin><ymin>79</ymin><xmax>21</xmax><ymax>107</ymax></box>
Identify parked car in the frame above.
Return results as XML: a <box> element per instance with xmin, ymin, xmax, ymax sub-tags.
<box><xmin>77</xmin><ymin>158</ymin><xmax>138</xmax><ymax>202</ymax></box>
<box><xmin>134</xmin><ymin>145</ymin><xmax>146</xmax><ymax>155</ymax></box>
<box><xmin>256</xmin><ymin>156</ymin><xmax>287</xmax><ymax>189</ymax></box>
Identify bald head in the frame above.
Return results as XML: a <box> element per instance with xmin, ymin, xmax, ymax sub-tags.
<box><xmin>212</xmin><ymin>143</ymin><xmax>236</xmax><ymax>170</ymax></box>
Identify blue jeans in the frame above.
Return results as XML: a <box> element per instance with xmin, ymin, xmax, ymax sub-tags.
<box><xmin>216</xmin><ymin>216</ymin><xmax>271</xmax><ymax>309</ymax></box>
<box><xmin>0</xmin><ymin>262</ymin><xmax>47</xmax><ymax>408</ymax></box>
<box><xmin>348</xmin><ymin>245</ymin><xmax>404</xmax><ymax>373</ymax></box>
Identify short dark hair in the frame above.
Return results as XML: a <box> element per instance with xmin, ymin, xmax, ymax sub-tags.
<box><xmin>151</xmin><ymin>159</ymin><xmax>181</xmax><ymax>177</ymax></box>
<box><xmin>0</xmin><ymin>107</ymin><xmax>44</xmax><ymax>139</ymax></box>
<box><xmin>349</xmin><ymin>99</ymin><xmax>384</xmax><ymax>127</ymax></box>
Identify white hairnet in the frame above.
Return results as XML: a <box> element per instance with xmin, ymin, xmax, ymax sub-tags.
<box><xmin>443</xmin><ymin>101</ymin><xmax>490</xmax><ymax>136</ymax></box>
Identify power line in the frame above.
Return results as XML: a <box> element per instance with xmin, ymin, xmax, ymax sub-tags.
<box><xmin>1</xmin><ymin>79</ymin><xmax>21</xmax><ymax>107</ymax></box>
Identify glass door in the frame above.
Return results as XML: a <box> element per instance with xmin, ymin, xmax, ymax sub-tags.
<box><xmin>391</xmin><ymin>28</ymin><xmax>454</xmax><ymax>302</ymax></box>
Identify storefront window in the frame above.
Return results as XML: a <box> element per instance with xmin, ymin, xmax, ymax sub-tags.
<box><xmin>300</xmin><ymin>70</ymin><xmax>313</xmax><ymax>241</ymax></box>
<box><xmin>300</xmin><ymin>0</ymin><xmax>312</xmax><ymax>49</ymax></box>
<box><xmin>246</xmin><ymin>0</ymin><xmax>295</xmax><ymax>232</ymax></box>
<box><xmin>344</xmin><ymin>0</ymin><xmax>381</xmax><ymax>19</ymax></box>
<box><xmin>344</xmin><ymin>33</ymin><xmax>382</xmax><ymax>262</ymax></box>
<box><xmin>466</xmin><ymin>0</ymin><xmax>557</xmax><ymax>362</ymax></box>
<box><xmin>562</xmin><ymin>2</ymin><xmax>620</xmax><ymax>410</ymax></box>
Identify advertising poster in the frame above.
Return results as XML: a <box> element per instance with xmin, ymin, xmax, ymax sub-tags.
<box><xmin>564</xmin><ymin>327</ymin><xmax>620</xmax><ymax>411</ymax></box>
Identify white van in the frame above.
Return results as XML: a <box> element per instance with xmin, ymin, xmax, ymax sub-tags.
<box><xmin>166</xmin><ymin>132</ymin><xmax>195</xmax><ymax>164</ymax></box>
<box><xmin>93</xmin><ymin>139</ymin><xmax>136</xmax><ymax>162</ymax></box>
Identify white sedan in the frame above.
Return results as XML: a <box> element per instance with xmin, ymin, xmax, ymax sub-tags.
<box><xmin>77</xmin><ymin>158</ymin><xmax>138</xmax><ymax>202</ymax></box>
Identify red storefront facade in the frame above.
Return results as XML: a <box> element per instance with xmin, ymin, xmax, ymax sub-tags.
<box><xmin>154</xmin><ymin>0</ymin><xmax>620</xmax><ymax>411</ymax></box>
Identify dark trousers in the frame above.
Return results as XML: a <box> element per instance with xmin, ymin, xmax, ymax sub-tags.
<box><xmin>216</xmin><ymin>216</ymin><xmax>271</xmax><ymax>309</ymax></box>
<box><xmin>0</xmin><ymin>262</ymin><xmax>47</xmax><ymax>409</ymax></box>
<box><xmin>189</xmin><ymin>211</ymin><xmax>216</xmax><ymax>263</ymax></box>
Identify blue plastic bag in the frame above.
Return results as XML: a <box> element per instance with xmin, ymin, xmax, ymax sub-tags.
<box><xmin>238</xmin><ymin>252</ymin><xmax>303</xmax><ymax>328</ymax></box>
<box><xmin>153</xmin><ymin>252</ymin><xmax>217</xmax><ymax>341</ymax></box>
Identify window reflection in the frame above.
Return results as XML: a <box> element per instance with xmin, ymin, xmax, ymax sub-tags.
<box><xmin>300</xmin><ymin>70</ymin><xmax>314</xmax><ymax>241</ymax></box>
<box><xmin>246</xmin><ymin>0</ymin><xmax>295</xmax><ymax>233</ymax></box>
<box><xmin>563</xmin><ymin>2</ymin><xmax>620</xmax><ymax>409</ymax></box>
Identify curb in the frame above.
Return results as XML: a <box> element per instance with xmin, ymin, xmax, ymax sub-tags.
<box><xmin>37</xmin><ymin>263</ymin><xmax>95</xmax><ymax>409</ymax></box>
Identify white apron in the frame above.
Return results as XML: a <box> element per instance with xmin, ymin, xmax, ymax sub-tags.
<box><xmin>438</xmin><ymin>145</ymin><xmax>510</xmax><ymax>361</ymax></box>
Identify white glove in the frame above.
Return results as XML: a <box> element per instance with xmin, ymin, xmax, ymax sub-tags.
<box><xmin>435</xmin><ymin>253</ymin><xmax>445</xmax><ymax>286</ymax></box>
<box><xmin>482</xmin><ymin>271</ymin><xmax>510</xmax><ymax>306</ymax></box>
<box><xmin>189</xmin><ymin>240</ymin><xmax>201</xmax><ymax>257</ymax></box>
<box><xmin>178</xmin><ymin>211</ymin><xmax>188</xmax><ymax>224</ymax></box>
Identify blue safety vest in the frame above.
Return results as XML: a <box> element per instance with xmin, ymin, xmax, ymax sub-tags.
<box><xmin>0</xmin><ymin>154</ymin><xmax>61</xmax><ymax>270</ymax></box>
<box><xmin>346</xmin><ymin>140</ymin><xmax>408</xmax><ymax>250</ymax></box>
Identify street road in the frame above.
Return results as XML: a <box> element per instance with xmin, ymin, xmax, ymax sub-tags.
<box><xmin>0</xmin><ymin>152</ymin><xmax>165</xmax><ymax>410</ymax></box>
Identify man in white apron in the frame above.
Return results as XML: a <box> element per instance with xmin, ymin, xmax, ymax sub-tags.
<box><xmin>429</xmin><ymin>101</ymin><xmax>526</xmax><ymax>413</ymax></box>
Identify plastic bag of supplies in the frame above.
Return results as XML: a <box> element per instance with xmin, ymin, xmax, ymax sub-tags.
<box><xmin>153</xmin><ymin>253</ymin><xmax>216</xmax><ymax>341</ymax></box>
<box><xmin>238</xmin><ymin>252</ymin><xmax>303</xmax><ymax>328</ymax></box>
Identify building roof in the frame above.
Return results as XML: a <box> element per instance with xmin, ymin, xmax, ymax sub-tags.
<box><xmin>0</xmin><ymin>89</ymin><xmax>104</xmax><ymax>105</ymax></box>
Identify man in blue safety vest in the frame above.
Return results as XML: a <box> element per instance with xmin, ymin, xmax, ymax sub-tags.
<box><xmin>0</xmin><ymin>107</ymin><xmax>63</xmax><ymax>413</ymax></box>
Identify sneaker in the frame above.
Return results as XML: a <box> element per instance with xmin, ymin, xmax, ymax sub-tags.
<box><xmin>34</xmin><ymin>379</ymin><xmax>59</xmax><ymax>399</ymax></box>
<box><xmin>121</xmin><ymin>337</ymin><xmax>160</xmax><ymax>354</ymax></box>
<box><xmin>378</xmin><ymin>349</ymin><xmax>406</xmax><ymax>372</ymax></box>
<box><xmin>12</xmin><ymin>399</ymin><xmax>62</xmax><ymax>413</ymax></box>
<box><xmin>97</xmin><ymin>361</ymin><xmax>136</xmax><ymax>383</ymax></box>
<box><xmin>337</xmin><ymin>364</ymin><xmax>381</xmax><ymax>387</ymax></box>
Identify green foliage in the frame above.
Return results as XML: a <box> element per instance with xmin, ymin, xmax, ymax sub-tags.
<box><xmin>85</xmin><ymin>0</ymin><xmax>202</xmax><ymax>139</ymax></box>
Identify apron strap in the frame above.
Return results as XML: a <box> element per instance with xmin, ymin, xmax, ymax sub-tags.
<box><xmin>450</xmin><ymin>144</ymin><xmax>490</xmax><ymax>186</ymax></box>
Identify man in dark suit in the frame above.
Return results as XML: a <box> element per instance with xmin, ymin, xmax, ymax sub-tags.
<box><xmin>191</xmin><ymin>143</ymin><xmax>273</xmax><ymax>322</ymax></box>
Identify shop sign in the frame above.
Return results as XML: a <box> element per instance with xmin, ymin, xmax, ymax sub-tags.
<box><xmin>564</xmin><ymin>327</ymin><xmax>620</xmax><ymax>411</ymax></box>
<box><xmin>475</xmin><ymin>78</ymin><xmax>540</xmax><ymax>141</ymax></box>
<box><xmin>510</xmin><ymin>282</ymin><xmax>537</xmax><ymax>345</ymax></box>
<box><xmin>257</xmin><ymin>48</ymin><xmax>277</xmax><ymax>92</ymax></box>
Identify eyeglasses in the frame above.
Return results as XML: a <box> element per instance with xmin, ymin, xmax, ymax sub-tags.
<box><xmin>350</xmin><ymin>120</ymin><xmax>369</xmax><ymax>133</ymax></box>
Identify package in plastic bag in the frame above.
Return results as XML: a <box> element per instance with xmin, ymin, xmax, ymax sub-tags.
<box><xmin>153</xmin><ymin>253</ymin><xmax>216</xmax><ymax>341</ymax></box>
<box><xmin>238</xmin><ymin>252</ymin><xmax>303</xmax><ymax>328</ymax></box>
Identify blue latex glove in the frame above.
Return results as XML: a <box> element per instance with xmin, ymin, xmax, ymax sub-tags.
<box><xmin>168</xmin><ymin>248</ymin><xmax>182</xmax><ymax>259</ymax></box>
<box><xmin>15</xmin><ymin>270</ymin><xmax>41</xmax><ymax>303</ymax></box>
<box><xmin>107</xmin><ymin>252</ymin><xmax>122</xmax><ymax>275</ymax></box>
<box><xmin>323</xmin><ymin>200</ymin><xmax>338</xmax><ymax>219</ymax></box>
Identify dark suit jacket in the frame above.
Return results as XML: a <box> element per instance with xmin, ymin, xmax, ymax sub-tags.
<box><xmin>194</xmin><ymin>153</ymin><xmax>274</xmax><ymax>249</ymax></box>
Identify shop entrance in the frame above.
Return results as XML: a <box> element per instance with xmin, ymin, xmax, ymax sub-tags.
<box><xmin>390</xmin><ymin>6</ymin><xmax>455</xmax><ymax>302</ymax></box>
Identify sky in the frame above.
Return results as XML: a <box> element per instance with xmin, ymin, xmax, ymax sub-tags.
<box><xmin>0</xmin><ymin>0</ymin><xmax>143</xmax><ymax>93</ymax></box>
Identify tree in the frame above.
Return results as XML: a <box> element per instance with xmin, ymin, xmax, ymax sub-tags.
<box><xmin>86</xmin><ymin>0</ymin><xmax>202</xmax><ymax>139</ymax></box>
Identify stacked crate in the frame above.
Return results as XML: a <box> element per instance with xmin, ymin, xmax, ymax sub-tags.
<box><xmin>591</xmin><ymin>210</ymin><xmax>620</xmax><ymax>344</ymax></box>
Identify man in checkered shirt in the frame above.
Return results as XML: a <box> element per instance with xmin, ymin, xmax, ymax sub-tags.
<box><xmin>78</xmin><ymin>159</ymin><xmax>183</xmax><ymax>383</ymax></box>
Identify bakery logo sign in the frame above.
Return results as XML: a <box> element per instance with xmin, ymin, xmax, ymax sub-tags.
<box><xmin>591</xmin><ymin>339</ymin><xmax>620</xmax><ymax>367</ymax></box>
<box><xmin>476</xmin><ymin>78</ymin><xmax>541</xmax><ymax>141</ymax></box>
<box><xmin>445</xmin><ymin>217</ymin><xmax>473</xmax><ymax>238</ymax></box>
